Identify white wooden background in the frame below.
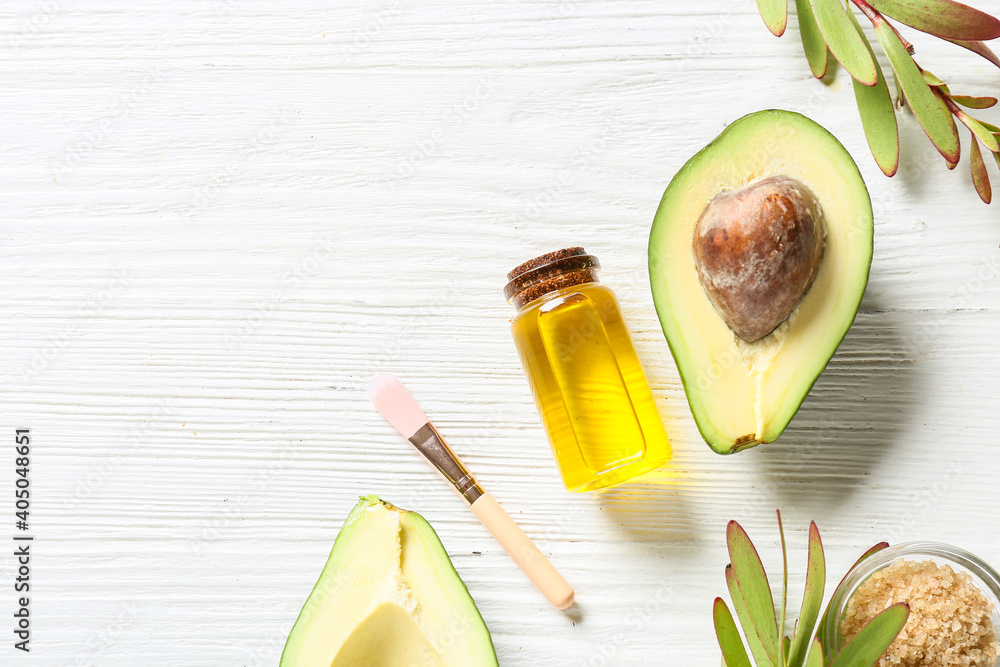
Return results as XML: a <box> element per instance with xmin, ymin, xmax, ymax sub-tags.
<box><xmin>3</xmin><ymin>1</ymin><xmax>1000</xmax><ymax>664</ymax></box>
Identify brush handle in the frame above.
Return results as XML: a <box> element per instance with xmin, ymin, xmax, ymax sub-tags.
<box><xmin>470</xmin><ymin>492</ymin><xmax>575</xmax><ymax>610</ymax></box>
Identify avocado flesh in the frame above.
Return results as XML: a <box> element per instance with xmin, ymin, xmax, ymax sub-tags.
<box><xmin>648</xmin><ymin>110</ymin><xmax>873</xmax><ymax>454</ymax></box>
<box><xmin>280</xmin><ymin>495</ymin><xmax>498</xmax><ymax>667</ymax></box>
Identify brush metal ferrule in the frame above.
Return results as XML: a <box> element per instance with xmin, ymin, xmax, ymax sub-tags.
<box><xmin>408</xmin><ymin>423</ymin><xmax>484</xmax><ymax>505</ymax></box>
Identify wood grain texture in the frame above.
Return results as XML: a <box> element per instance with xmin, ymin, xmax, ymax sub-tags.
<box><xmin>2</xmin><ymin>0</ymin><xmax>1000</xmax><ymax>664</ymax></box>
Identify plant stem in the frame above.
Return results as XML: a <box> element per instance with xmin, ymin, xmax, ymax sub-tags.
<box><xmin>850</xmin><ymin>0</ymin><xmax>916</xmax><ymax>54</ymax></box>
<box><xmin>850</xmin><ymin>0</ymin><xmax>880</xmax><ymax>23</ymax></box>
<box><xmin>943</xmin><ymin>93</ymin><xmax>962</xmax><ymax>116</ymax></box>
<box><xmin>938</xmin><ymin>88</ymin><xmax>969</xmax><ymax>127</ymax></box>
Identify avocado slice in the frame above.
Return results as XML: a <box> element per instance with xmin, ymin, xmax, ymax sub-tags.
<box><xmin>648</xmin><ymin>110</ymin><xmax>873</xmax><ymax>454</ymax></box>
<box><xmin>280</xmin><ymin>495</ymin><xmax>498</xmax><ymax>667</ymax></box>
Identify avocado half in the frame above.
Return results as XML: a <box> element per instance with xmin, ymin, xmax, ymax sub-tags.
<box><xmin>280</xmin><ymin>495</ymin><xmax>498</xmax><ymax>667</ymax></box>
<box><xmin>648</xmin><ymin>110</ymin><xmax>873</xmax><ymax>454</ymax></box>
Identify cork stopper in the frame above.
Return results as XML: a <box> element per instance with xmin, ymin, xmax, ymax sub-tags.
<box><xmin>504</xmin><ymin>247</ymin><xmax>601</xmax><ymax>309</ymax></box>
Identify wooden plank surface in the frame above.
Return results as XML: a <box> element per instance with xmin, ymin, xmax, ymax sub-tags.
<box><xmin>2</xmin><ymin>0</ymin><xmax>1000</xmax><ymax>664</ymax></box>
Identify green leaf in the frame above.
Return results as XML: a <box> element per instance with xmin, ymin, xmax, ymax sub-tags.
<box><xmin>874</xmin><ymin>18</ymin><xmax>960</xmax><ymax>162</ymax></box>
<box><xmin>810</xmin><ymin>0</ymin><xmax>878</xmax><ymax>85</ymax></box>
<box><xmin>969</xmin><ymin>132</ymin><xmax>993</xmax><ymax>203</ymax></box>
<box><xmin>806</xmin><ymin>638</ymin><xmax>824</xmax><ymax>667</ymax></box>
<box><xmin>945</xmin><ymin>39</ymin><xmax>1000</xmax><ymax>69</ymax></box>
<box><xmin>757</xmin><ymin>0</ymin><xmax>789</xmax><ymax>36</ymax></box>
<box><xmin>849</xmin><ymin>10</ymin><xmax>900</xmax><ymax>176</ymax></box>
<box><xmin>950</xmin><ymin>94</ymin><xmax>998</xmax><ymax>109</ymax></box>
<box><xmin>830</xmin><ymin>602</ymin><xmax>909</xmax><ymax>667</ymax></box>
<box><xmin>921</xmin><ymin>70</ymin><xmax>946</xmax><ymax>87</ymax></box>
<box><xmin>788</xmin><ymin>523</ymin><xmax>827</xmax><ymax>666</ymax></box>
<box><xmin>867</xmin><ymin>0</ymin><xmax>1000</xmax><ymax>41</ymax></box>
<box><xmin>797</xmin><ymin>0</ymin><xmax>830</xmax><ymax>77</ymax></box>
<box><xmin>958</xmin><ymin>112</ymin><xmax>1000</xmax><ymax>152</ymax></box>
<box><xmin>817</xmin><ymin>542</ymin><xmax>889</xmax><ymax>656</ymax></box>
<box><xmin>778</xmin><ymin>511</ymin><xmax>788</xmax><ymax>665</ymax></box>
<box><xmin>715</xmin><ymin>598</ymin><xmax>754</xmax><ymax>667</ymax></box>
<box><xmin>728</xmin><ymin>521</ymin><xmax>780</xmax><ymax>666</ymax></box>
<box><xmin>727</xmin><ymin>566</ymin><xmax>778</xmax><ymax>667</ymax></box>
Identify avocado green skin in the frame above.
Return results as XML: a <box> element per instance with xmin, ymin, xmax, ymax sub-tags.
<box><xmin>279</xmin><ymin>495</ymin><xmax>498</xmax><ymax>667</ymax></box>
<box><xmin>648</xmin><ymin>110</ymin><xmax>873</xmax><ymax>454</ymax></box>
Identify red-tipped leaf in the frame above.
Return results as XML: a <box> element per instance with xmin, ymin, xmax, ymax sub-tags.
<box><xmin>727</xmin><ymin>521</ymin><xmax>780</xmax><ymax>666</ymax></box>
<box><xmin>850</xmin><ymin>9</ymin><xmax>900</xmax><ymax>175</ymax></box>
<box><xmin>810</xmin><ymin>0</ymin><xmax>879</xmax><ymax>85</ymax></box>
<box><xmin>867</xmin><ymin>0</ymin><xmax>1000</xmax><ymax>41</ymax></box>
<box><xmin>957</xmin><ymin>112</ymin><xmax>1000</xmax><ymax>152</ymax></box>
<box><xmin>946</xmin><ymin>38</ymin><xmax>1000</xmax><ymax>68</ymax></box>
<box><xmin>817</xmin><ymin>542</ymin><xmax>889</xmax><ymax>648</ymax></box>
<box><xmin>830</xmin><ymin>603</ymin><xmax>909</xmax><ymax>667</ymax></box>
<box><xmin>726</xmin><ymin>567</ymin><xmax>778</xmax><ymax>667</ymax></box>
<box><xmin>921</xmin><ymin>69</ymin><xmax>947</xmax><ymax>87</ymax></box>
<box><xmin>951</xmin><ymin>94</ymin><xmax>998</xmax><ymax>109</ymax></box>
<box><xmin>806</xmin><ymin>638</ymin><xmax>824</xmax><ymax>667</ymax></box>
<box><xmin>788</xmin><ymin>522</ymin><xmax>827</xmax><ymax>666</ymax></box>
<box><xmin>875</xmin><ymin>18</ymin><xmax>961</xmax><ymax>162</ymax></box>
<box><xmin>715</xmin><ymin>598</ymin><xmax>753</xmax><ymax>667</ymax></box>
<box><xmin>797</xmin><ymin>0</ymin><xmax>831</xmax><ymax>77</ymax></box>
<box><xmin>777</xmin><ymin>510</ymin><xmax>788</xmax><ymax>665</ymax></box>
<box><xmin>757</xmin><ymin>0</ymin><xmax>789</xmax><ymax>36</ymax></box>
<box><xmin>969</xmin><ymin>132</ymin><xmax>993</xmax><ymax>203</ymax></box>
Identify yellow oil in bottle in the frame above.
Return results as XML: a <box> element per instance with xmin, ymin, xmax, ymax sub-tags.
<box><xmin>505</xmin><ymin>249</ymin><xmax>671</xmax><ymax>492</ymax></box>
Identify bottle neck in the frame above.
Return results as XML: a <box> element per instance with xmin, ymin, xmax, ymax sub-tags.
<box><xmin>504</xmin><ymin>248</ymin><xmax>601</xmax><ymax>311</ymax></box>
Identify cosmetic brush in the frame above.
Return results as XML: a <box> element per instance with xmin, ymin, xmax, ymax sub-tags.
<box><xmin>369</xmin><ymin>373</ymin><xmax>575</xmax><ymax>610</ymax></box>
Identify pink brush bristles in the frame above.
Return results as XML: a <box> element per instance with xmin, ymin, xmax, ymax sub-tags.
<box><xmin>368</xmin><ymin>373</ymin><xmax>430</xmax><ymax>439</ymax></box>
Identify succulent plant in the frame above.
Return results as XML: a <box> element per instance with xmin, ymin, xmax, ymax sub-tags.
<box><xmin>715</xmin><ymin>511</ymin><xmax>908</xmax><ymax>666</ymax></box>
<box><xmin>754</xmin><ymin>0</ymin><xmax>1000</xmax><ymax>203</ymax></box>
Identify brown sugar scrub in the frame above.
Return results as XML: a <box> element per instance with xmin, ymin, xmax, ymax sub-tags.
<box><xmin>843</xmin><ymin>559</ymin><xmax>1000</xmax><ymax>667</ymax></box>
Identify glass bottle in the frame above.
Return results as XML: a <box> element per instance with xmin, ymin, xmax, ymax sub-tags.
<box><xmin>505</xmin><ymin>247</ymin><xmax>672</xmax><ymax>492</ymax></box>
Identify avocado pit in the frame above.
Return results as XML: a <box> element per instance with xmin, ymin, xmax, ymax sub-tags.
<box><xmin>693</xmin><ymin>175</ymin><xmax>825</xmax><ymax>342</ymax></box>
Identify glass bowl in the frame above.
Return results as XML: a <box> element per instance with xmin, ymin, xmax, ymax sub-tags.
<box><xmin>823</xmin><ymin>542</ymin><xmax>1000</xmax><ymax>666</ymax></box>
